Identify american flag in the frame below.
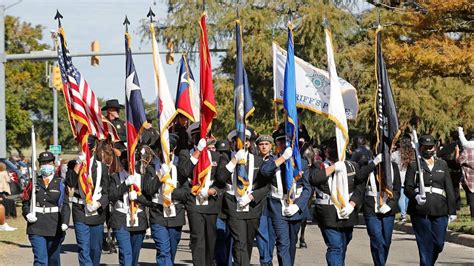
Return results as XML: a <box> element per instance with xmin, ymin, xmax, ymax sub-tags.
<box><xmin>56</xmin><ymin>27</ymin><xmax>119</xmax><ymax>204</ymax></box>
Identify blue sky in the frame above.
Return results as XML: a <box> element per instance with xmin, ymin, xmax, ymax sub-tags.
<box><xmin>5</xmin><ymin>0</ymin><xmax>209</xmax><ymax>105</ymax></box>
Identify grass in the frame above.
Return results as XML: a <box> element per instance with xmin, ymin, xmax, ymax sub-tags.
<box><xmin>0</xmin><ymin>206</ymin><xmax>28</xmax><ymax>262</ymax></box>
<box><xmin>448</xmin><ymin>192</ymin><xmax>473</xmax><ymax>234</ymax></box>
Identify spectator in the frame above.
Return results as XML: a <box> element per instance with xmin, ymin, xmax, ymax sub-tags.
<box><xmin>0</xmin><ymin>162</ymin><xmax>17</xmax><ymax>231</ymax></box>
<box><xmin>438</xmin><ymin>130</ymin><xmax>463</xmax><ymax>210</ymax></box>
<box><xmin>391</xmin><ymin>136</ymin><xmax>415</xmax><ymax>222</ymax></box>
<box><xmin>457</xmin><ymin>127</ymin><xmax>474</xmax><ymax>220</ymax></box>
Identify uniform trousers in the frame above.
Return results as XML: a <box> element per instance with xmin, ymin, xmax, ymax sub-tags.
<box><xmin>256</xmin><ymin>212</ymin><xmax>275</xmax><ymax>265</ymax></box>
<box><xmin>411</xmin><ymin>215</ymin><xmax>448</xmax><ymax>266</ymax></box>
<box><xmin>188</xmin><ymin>211</ymin><xmax>218</xmax><ymax>266</ymax></box>
<box><xmin>365</xmin><ymin>215</ymin><xmax>395</xmax><ymax>266</ymax></box>
<box><xmin>215</xmin><ymin>217</ymin><xmax>232</xmax><ymax>266</ymax></box>
<box><xmin>228</xmin><ymin>217</ymin><xmax>260</xmax><ymax>266</ymax></box>
<box><xmin>150</xmin><ymin>223</ymin><xmax>182</xmax><ymax>266</ymax></box>
<box><xmin>29</xmin><ymin>234</ymin><xmax>64</xmax><ymax>266</ymax></box>
<box><xmin>114</xmin><ymin>227</ymin><xmax>145</xmax><ymax>266</ymax></box>
<box><xmin>320</xmin><ymin>226</ymin><xmax>353</xmax><ymax>266</ymax></box>
<box><xmin>271</xmin><ymin>215</ymin><xmax>301</xmax><ymax>266</ymax></box>
<box><xmin>74</xmin><ymin>222</ymin><xmax>103</xmax><ymax>266</ymax></box>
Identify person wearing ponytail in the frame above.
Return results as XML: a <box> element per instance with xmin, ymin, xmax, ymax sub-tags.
<box><xmin>22</xmin><ymin>151</ymin><xmax>70</xmax><ymax>266</ymax></box>
<box><xmin>404</xmin><ymin>135</ymin><xmax>457</xmax><ymax>266</ymax></box>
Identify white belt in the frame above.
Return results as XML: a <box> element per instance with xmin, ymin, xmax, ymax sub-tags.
<box><xmin>35</xmin><ymin>206</ymin><xmax>59</xmax><ymax>214</ymax></box>
<box><xmin>415</xmin><ymin>187</ymin><xmax>446</xmax><ymax>197</ymax></box>
<box><xmin>70</xmin><ymin>196</ymin><xmax>85</xmax><ymax>205</ymax></box>
<box><xmin>114</xmin><ymin>201</ymin><xmax>143</xmax><ymax>214</ymax></box>
<box><xmin>225</xmin><ymin>183</ymin><xmax>234</xmax><ymax>196</ymax></box>
<box><xmin>151</xmin><ymin>198</ymin><xmax>179</xmax><ymax>205</ymax></box>
<box><xmin>271</xmin><ymin>185</ymin><xmax>302</xmax><ymax>200</ymax></box>
<box><xmin>365</xmin><ymin>191</ymin><xmax>378</xmax><ymax>197</ymax></box>
<box><xmin>315</xmin><ymin>191</ymin><xmax>353</xmax><ymax>206</ymax></box>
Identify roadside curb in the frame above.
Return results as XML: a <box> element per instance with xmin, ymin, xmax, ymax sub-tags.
<box><xmin>394</xmin><ymin>221</ymin><xmax>474</xmax><ymax>248</ymax></box>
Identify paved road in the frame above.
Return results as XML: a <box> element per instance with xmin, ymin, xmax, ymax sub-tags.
<box><xmin>4</xmin><ymin>221</ymin><xmax>474</xmax><ymax>265</ymax></box>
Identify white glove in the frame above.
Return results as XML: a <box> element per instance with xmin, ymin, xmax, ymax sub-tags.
<box><xmin>238</xmin><ymin>194</ymin><xmax>252</xmax><ymax>208</ymax></box>
<box><xmin>449</xmin><ymin>215</ymin><xmax>457</xmax><ymax>223</ymax></box>
<box><xmin>458</xmin><ymin>127</ymin><xmax>464</xmax><ymax>134</ymax></box>
<box><xmin>415</xmin><ymin>194</ymin><xmax>426</xmax><ymax>205</ymax></box>
<box><xmin>284</xmin><ymin>204</ymin><xmax>300</xmax><ymax>216</ymax></box>
<box><xmin>199</xmin><ymin>188</ymin><xmax>209</xmax><ymax>199</ymax></box>
<box><xmin>334</xmin><ymin>161</ymin><xmax>346</xmax><ymax>172</ymax></box>
<box><xmin>26</xmin><ymin>212</ymin><xmax>37</xmax><ymax>223</ymax></box>
<box><xmin>234</xmin><ymin>149</ymin><xmax>246</xmax><ymax>162</ymax></box>
<box><xmin>197</xmin><ymin>138</ymin><xmax>207</xmax><ymax>152</ymax></box>
<box><xmin>378</xmin><ymin>203</ymin><xmax>391</xmax><ymax>214</ymax></box>
<box><xmin>373</xmin><ymin>154</ymin><xmax>383</xmax><ymax>166</ymax></box>
<box><xmin>129</xmin><ymin>190</ymin><xmax>138</xmax><ymax>201</ymax></box>
<box><xmin>86</xmin><ymin>201</ymin><xmax>100</xmax><ymax>213</ymax></box>
<box><xmin>340</xmin><ymin>204</ymin><xmax>354</xmax><ymax>217</ymax></box>
<box><xmin>61</xmin><ymin>224</ymin><xmax>68</xmax><ymax>231</ymax></box>
<box><xmin>125</xmin><ymin>175</ymin><xmax>136</xmax><ymax>186</ymax></box>
<box><xmin>282</xmin><ymin>147</ymin><xmax>293</xmax><ymax>160</ymax></box>
<box><xmin>160</xmin><ymin>164</ymin><xmax>171</xmax><ymax>177</ymax></box>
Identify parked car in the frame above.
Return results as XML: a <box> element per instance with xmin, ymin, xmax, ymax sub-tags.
<box><xmin>0</xmin><ymin>158</ymin><xmax>26</xmax><ymax>195</ymax></box>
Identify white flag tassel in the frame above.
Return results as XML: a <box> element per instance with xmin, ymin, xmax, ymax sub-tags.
<box><xmin>325</xmin><ymin>27</ymin><xmax>350</xmax><ymax>218</ymax></box>
<box><xmin>150</xmin><ymin>23</ymin><xmax>177</xmax><ymax>207</ymax></box>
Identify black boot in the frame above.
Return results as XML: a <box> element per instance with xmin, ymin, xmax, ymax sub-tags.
<box><xmin>299</xmin><ymin>239</ymin><xmax>307</xmax><ymax>248</ymax></box>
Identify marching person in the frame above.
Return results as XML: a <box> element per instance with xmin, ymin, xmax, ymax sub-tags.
<box><xmin>309</xmin><ymin>138</ymin><xmax>365</xmax><ymax>266</ymax></box>
<box><xmin>255</xmin><ymin>135</ymin><xmax>276</xmax><ymax>266</ymax></box>
<box><xmin>142</xmin><ymin>134</ymin><xmax>186</xmax><ymax>266</ymax></box>
<box><xmin>102</xmin><ymin>99</ymin><xmax>127</xmax><ymax>150</ymax></box>
<box><xmin>216</xmin><ymin>129</ymin><xmax>270</xmax><ymax>265</ymax></box>
<box><xmin>22</xmin><ymin>151</ymin><xmax>70</xmax><ymax>266</ymax></box>
<box><xmin>108</xmin><ymin>149</ymin><xmax>154</xmax><ymax>266</ymax></box>
<box><xmin>177</xmin><ymin>122</ymin><xmax>226</xmax><ymax>266</ymax></box>
<box><xmin>65</xmin><ymin>136</ymin><xmax>109</xmax><ymax>266</ymax></box>
<box><xmin>260</xmin><ymin>128</ymin><xmax>311</xmax><ymax>266</ymax></box>
<box><xmin>359</xmin><ymin>153</ymin><xmax>401</xmax><ymax>266</ymax></box>
<box><xmin>404</xmin><ymin>135</ymin><xmax>456</xmax><ymax>266</ymax></box>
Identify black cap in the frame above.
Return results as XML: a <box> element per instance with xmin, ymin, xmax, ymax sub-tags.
<box><xmin>38</xmin><ymin>151</ymin><xmax>55</xmax><ymax>163</ymax></box>
<box><xmin>216</xmin><ymin>140</ymin><xmax>230</xmax><ymax>152</ymax></box>
<box><xmin>272</xmin><ymin>127</ymin><xmax>286</xmax><ymax>143</ymax></box>
<box><xmin>419</xmin><ymin>135</ymin><xmax>436</xmax><ymax>146</ymax></box>
<box><xmin>102</xmin><ymin>99</ymin><xmax>124</xmax><ymax>111</ymax></box>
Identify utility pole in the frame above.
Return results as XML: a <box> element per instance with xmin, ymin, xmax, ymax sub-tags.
<box><xmin>0</xmin><ymin>4</ymin><xmax>6</xmax><ymax>159</ymax></box>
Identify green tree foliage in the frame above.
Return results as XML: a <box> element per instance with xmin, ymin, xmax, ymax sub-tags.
<box><xmin>5</xmin><ymin>16</ymin><xmax>75</xmax><ymax>154</ymax></box>
<box><xmin>142</xmin><ymin>0</ymin><xmax>473</xmax><ymax>143</ymax></box>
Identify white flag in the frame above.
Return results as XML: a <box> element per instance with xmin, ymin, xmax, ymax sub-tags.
<box><xmin>325</xmin><ymin>30</ymin><xmax>349</xmax><ymax>161</ymax></box>
<box><xmin>273</xmin><ymin>43</ymin><xmax>358</xmax><ymax>120</ymax></box>
<box><xmin>150</xmin><ymin>24</ymin><xmax>176</xmax><ymax>163</ymax></box>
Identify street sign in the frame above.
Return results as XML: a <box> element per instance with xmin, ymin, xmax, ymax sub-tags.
<box><xmin>49</xmin><ymin>145</ymin><xmax>62</xmax><ymax>155</ymax></box>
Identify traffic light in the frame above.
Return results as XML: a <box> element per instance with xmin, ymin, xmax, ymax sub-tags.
<box><xmin>91</xmin><ymin>40</ymin><xmax>100</xmax><ymax>66</ymax></box>
<box><xmin>51</xmin><ymin>65</ymin><xmax>62</xmax><ymax>90</ymax></box>
<box><xmin>166</xmin><ymin>39</ymin><xmax>174</xmax><ymax>65</ymax></box>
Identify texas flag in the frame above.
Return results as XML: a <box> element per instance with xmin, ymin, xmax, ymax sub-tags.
<box><xmin>124</xmin><ymin>32</ymin><xmax>148</xmax><ymax>174</ymax></box>
<box><xmin>176</xmin><ymin>55</ymin><xmax>200</xmax><ymax>122</ymax></box>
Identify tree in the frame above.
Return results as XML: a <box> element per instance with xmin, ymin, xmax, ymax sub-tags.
<box><xmin>141</xmin><ymin>0</ymin><xmax>472</xmax><ymax>143</ymax></box>
<box><xmin>5</xmin><ymin>16</ymin><xmax>76</xmax><ymax>154</ymax></box>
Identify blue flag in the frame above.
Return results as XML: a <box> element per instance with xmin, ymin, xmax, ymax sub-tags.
<box><xmin>283</xmin><ymin>24</ymin><xmax>302</xmax><ymax>199</ymax></box>
<box><xmin>124</xmin><ymin>33</ymin><xmax>148</xmax><ymax>175</ymax></box>
<box><xmin>234</xmin><ymin>20</ymin><xmax>255</xmax><ymax>197</ymax></box>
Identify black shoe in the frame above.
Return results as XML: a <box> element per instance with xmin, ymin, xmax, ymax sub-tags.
<box><xmin>299</xmin><ymin>240</ymin><xmax>307</xmax><ymax>248</ymax></box>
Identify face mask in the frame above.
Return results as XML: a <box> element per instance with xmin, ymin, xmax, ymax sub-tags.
<box><xmin>421</xmin><ymin>150</ymin><xmax>435</xmax><ymax>159</ymax></box>
<box><xmin>40</xmin><ymin>164</ymin><xmax>55</xmax><ymax>177</ymax></box>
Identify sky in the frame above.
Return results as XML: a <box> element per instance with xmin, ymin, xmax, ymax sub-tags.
<box><xmin>4</xmin><ymin>0</ymin><xmax>373</xmax><ymax>106</ymax></box>
<box><xmin>5</xmin><ymin>0</ymin><xmax>209</xmax><ymax>104</ymax></box>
